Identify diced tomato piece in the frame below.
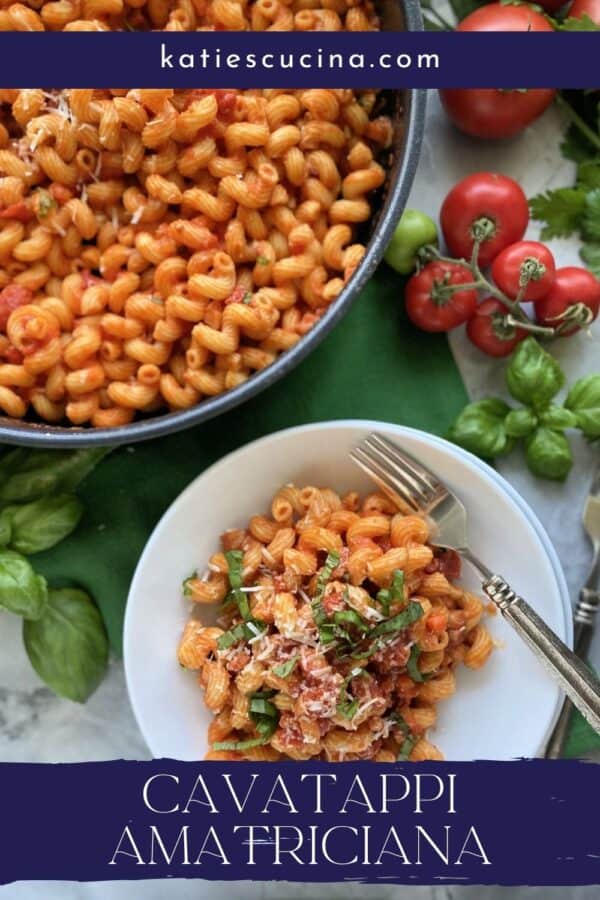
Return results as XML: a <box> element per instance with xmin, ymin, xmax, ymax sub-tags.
<box><xmin>424</xmin><ymin>548</ymin><xmax>462</xmax><ymax>581</ymax></box>
<box><xmin>49</xmin><ymin>183</ymin><xmax>73</xmax><ymax>205</ymax></box>
<box><xmin>0</xmin><ymin>201</ymin><xmax>33</xmax><ymax>223</ymax></box>
<box><xmin>224</xmin><ymin>285</ymin><xmax>248</xmax><ymax>306</ymax></box>
<box><xmin>426</xmin><ymin>611</ymin><xmax>449</xmax><ymax>634</ymax></box>
<box><xmin>0</xmin><ymin>285</ymin><xmax>32</xmax><ymax>331</ymax></box>
<box><xmin>4</xmin><ymin>346</ymin><xmax>22</xmax><ymax>364</ymax></box>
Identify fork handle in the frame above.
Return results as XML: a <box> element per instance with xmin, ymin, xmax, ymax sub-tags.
<box><xmin>483</xmin><ymin>575</ymin><xmax>600</xmax><ymax>736</ymax></box>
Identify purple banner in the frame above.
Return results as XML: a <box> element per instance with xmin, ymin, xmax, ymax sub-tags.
<box><xmin>0</xmin><ymin>33</ymin><xmax>596</xmax><ymax>88</ymax></box>
<box><xmin>1</xmin><ymin>759</ymin><xmax>599</xmax><ymax>885</ymax></box>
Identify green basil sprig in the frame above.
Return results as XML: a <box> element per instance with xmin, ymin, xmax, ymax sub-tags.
<box><xmin>0</xmin><ymin>494</ymin><xmax>83</xmax><ymax>555</ymax></box>
<box><xmin>23</xmin><ymin>588</ymin><xmax>108</xmax><ymax>703</ymax></box>
<box><xmin>449</xmin><ymin>338</ymin><xmax>599</xmax><ymax>481</ymax></box>
<box><xmin>0</xmin><ymin>445</ymin><xmax>109</xmax><ymax>702</ymax></box>
<box><xmin>0</xmin><ymin>549</ymin><xmax>48</xmax><ymax>620</ymax></box>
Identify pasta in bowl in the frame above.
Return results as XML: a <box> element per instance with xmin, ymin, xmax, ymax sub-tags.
<box><xmin>178</xmin><ymin>482</ymin><xmax>495</xmax><ymax>762</ymax></box>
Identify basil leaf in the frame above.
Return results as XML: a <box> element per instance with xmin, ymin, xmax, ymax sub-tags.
<box><xmin>0</xmin><ymin>509</ymin><xmax>12</xmax><ymax>546</ymax></box>
<box><xmin>213</xmin><ymin>736</ymin><xmax>270</xmax><ymax>751</ymax></box>
<box><xmin>182</xmin><ymin>571</ymin><xmax>197</xmax><ymax>597</ymax></box>
<box><xmin>406</xmin><ymin>644</ymin><xmax>426</xmax><ymax>682</ymax></box>
<box><xmin>525</xmin><ymin>427</ymin><xmax>574</xmax><ymax>481</ymax></box>
<box><xmin>272</xmin><ymin>656</ymin><xmax>298</xmax><ymax>678</ymax></box>
<box><xmin>336</xmin><ymin>667</ymin><xmax>367</xmax><ymax>719</ymax></box>
<box><xmin>4</xmin><ymin>494</ymin><xmax>83</xmax><ymax>555</ymax></box>
<box><xmin>506</xmin><ymin>338</ymin><xmax>565</xmax><ymax>411</ymax></box>
<box><xmin>216</xmin><ymin>619</ymin><xmax>264</xmax><ymax>650</ymax></box>
<box><xmin>565</xmin><ymin>374</ymin><xmax>600</xmax><ymax>438</ymax></box>
<box><xmin>391</xmin><ymin>712</ymin><xmax>417</xmax><ymax>761</ymax></box>
<box><xmin>23</xmin><ymin>588</ymin><xmax>108</xmax><ymax>702</ymax></box>
<box><xmin>337</xmin><ymin>697</ymin><xmax>359</xmax><ymax>719</ymax></box>
<box><xmin>0</xmin><ymin>549</ymin><xmax>47</xmax><ymax>620</ymax></box>
<box><xmin>448</xmin><ymin>398</ymin><xmax>513</xmax><ymax>459</ymax></box>
<box><xmin>224</xmin><ymin>549</ymin><xmax>252</xmax><ymax>621</ymax></box>
<box><xmin>368</xmin><ymin>601</ymin><xmax>423</xmax><ymax>639</ymax></box>
<box><xmin>0</xmin><ymin>448</ymin><xmax>110</xmax><ymax>504</ymax></box>
<box><xmin>249</xmin><ymin>697</ymin><xmax>278</xmax><ymax>718</ymax></box>
<box><xmin>312</xmin><ymin>551</ymin><xmax>340</xmax><ymax>626</ymax></box>
<box><xmin>504</xmin><ymin>407</ymin><xmax>538</xmax><ymax>439</ymax></box>
<box><xmin>539</xmin><ymin>406</ymin><xmax>579</xmax><ymax>431</ymax></box>
<box><xmin>333</xmin><ymin>609</ymin><xmax>369</xmax><ymax>633</ymax></box>
<box><xmin>376</xmin><ymin>569</ymin><xmax>405</xmax><ymax>616</ymax></box>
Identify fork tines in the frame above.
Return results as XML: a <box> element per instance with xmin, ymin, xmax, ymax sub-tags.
<box><xmin>350</xmin><ymin>432</ymin><xmax>442</xmax><ymax>514</ymax></box>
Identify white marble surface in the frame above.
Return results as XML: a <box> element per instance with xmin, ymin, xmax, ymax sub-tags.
<box><xmin>1</xmin><ymin>94</ymin><xmax>599</xmax><ymax>897</ymax></box>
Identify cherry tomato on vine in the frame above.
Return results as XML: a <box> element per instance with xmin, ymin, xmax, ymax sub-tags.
<box><xmin>384</xmin><ymin>208</ymin><xmax>438</xmax><ymax>275</ymax></box>
<box><xmin>534</xmin><ymin>267</ymin><xmax>600</xmax><ymax>336</ymax></box>
<box><xmin>466</xmin><ymin>298</ymin><xmax>527</xmax><ymax>357</ymax></box>
<box><xmin>491</xmin><ymin>241</ymin><xmax>556</xmax><ymax>301</ymax></box>
<box><xmin>405</xmin><ymin>261</ymin><xmax>478</xmax><ymax>333</ymax></box>
<box><xmin>439</xmin><ymin>5</ymin><xmax>556</xmax><ymax>140</ymax></box>
<box><xmin>569</xmin><ymin>0</ymin><xmax>600</xmax><ymax>25</ymax></box>
<box><xmin>440</xmin><ymin>173</ymin><xmax>529</xmax><ymax>268</ymax></box>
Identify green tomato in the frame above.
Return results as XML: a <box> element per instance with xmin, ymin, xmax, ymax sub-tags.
<box><xmin>384</xmin><ymin>209</ymin><xmax>438</xmax><ymax>275</ymax></box>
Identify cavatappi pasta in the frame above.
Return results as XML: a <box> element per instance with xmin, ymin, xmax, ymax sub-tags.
<box><xmin>178</xmin><ymin>484</ymin><xmax>494</xmax><ymax>762</ymax></box>
<box><xmin>0</xmin><ymin>88</ymin><xmax>392</xmax><ymax>428</ymax></box>
<box><xmin>0</xmin><ymin>0</ymin><xmax>382</xmax><ymax>31</ymax></box>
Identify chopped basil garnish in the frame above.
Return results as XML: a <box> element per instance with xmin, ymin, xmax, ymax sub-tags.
<box><xmin>368</xmin><ymin>600</ymin><xmax>423</xmax><ymax>638</ymax></box>
<box><xmin>406</xmin><ymin>643</ymin><xmax>428</xmax><ymax>683</ymax></box>
<box><xmin>256</xmin><ymin>255</ymin><xmax>270</xmax><ymax>265</ymax></box>
<box><xmin>336</xmin><ymin>667</ymin><xmax>367</xmax><ymax>720</ymax></box>
<box><xmin>225</xmin><ymin>549</ymin><xmax>252</xmax><ymax>621</ymax></box>
<box><xmin>311</xmin><ymin>550</ymin><xmax>340</xmax><ymax>627</ymax></box>
<box><xmin>182</xmin><ymin>571</ymin><xmax>197</xmax><ymax>597</ymax></box>
<box><xmin>376</xmin><ymin>569</ymin><xmax>405</xmax><ymax>616</ymax></box>
<box><xmin>37</xmin><ymin>190</ymin><xmax>56</xmax><ymax>218</ymax></box>
<box><xmin>272</xmin><ymin>656</ymin><xmax>298</xmax><ymax>678</ymax></box>
<box><xmin>217</xmin><ymin>621</ymin><xmax>259</xmax><ymax>650</ymax></box>
<box><xmin>213</xmin><ymin>689</ymin><xmax>279</xmax><ymax>751</ymax></box>
<box><xmin>333</xmin><ymin>609</ymin><xmax>369</xmax><ymax>632</ymax></box>
<box><xmin>392</xmin><ymin>712</ymin><xmax>417</xmax><ymax>761</ymax></box>
<box><xmin>242</xmin><ymin>292</ymin><xmax>252</xmax><ymax>304</ymax></box>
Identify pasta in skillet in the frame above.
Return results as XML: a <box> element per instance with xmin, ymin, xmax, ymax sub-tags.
<box><xmin>0</xmin><ymin>88</ymin><xmax>392</xmax><ymax>427</ymax></box>
<box><xmin>178</xmin><ymin>484</ymin><xmax>494</xmax><ymax>761</ymax></box>
<box><xmin>0</xmin><ymin>0</ymin><xmax>382</xmax><ymax>31</ymax></box>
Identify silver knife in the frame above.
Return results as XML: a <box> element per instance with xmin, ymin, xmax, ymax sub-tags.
<box><xmin>545</xmin><ymin>459</ymin><xmax>600</xmax><ymax>758</ymax></box>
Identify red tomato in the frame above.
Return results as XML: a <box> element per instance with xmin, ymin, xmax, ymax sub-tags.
<box><xmin>405</xmin><ymin>261</ymin><xmax>478</xmax><ymax>333</ymax></box>
<box><xmin>0</xmin><ymin>285</ymin><xmax>32</xmax><ymax>331</ymax></box>
<box><xmin>569</xmin><ymin>0</ymin><xmax>600</xmax><ymax>25</ymax></box>
<box><xmin>491</xmin><ymin>241</ymin><xmax>556</xmax><ymax>301</ymax></box>
<box><xmin>467</xmin><ymin>297</ymin><xmax>527</xmax><ymax>357</ymax></box>
<box><xmin>0</xmin><ymin>201</ymin><xmax>33</xmax><ymax>223</ymax></box>
<box><xmin>534</xmin><ymin>267</ymin><xmax>600</xmax><ymax>335</ymax></box>
<box><xmin>439</xmin><ymin>4</ymin><xmax>556</xmax><ymax>140</ymax></box>
<box><xmin>440</xmin><ymin>173</ymin><xmax>529</xmax><ymax>267</ymax></box>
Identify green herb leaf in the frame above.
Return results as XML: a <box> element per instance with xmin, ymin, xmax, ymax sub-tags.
<box><xmin>581</xmin><ymin>189</ymin><xmax>600</xmax><ymax>242</ymax></box>
<box><xmin>376</xmin><ymin>569</ymin><xmax>404</xmax><ymax>616</ymax></box>
<box><xmin>182</xmin><ymin>571</ymin><xmax>197</xmax><ymax>597</ymax></box>
<box><xmin>0</xmin><ymin>549</ymin><xmax>47</xmax><ymax>620</ymax></box>
<box><xmin>506</xmin><ymin>337</ymin><xmax>565</xmax><ymax>411</ymax></box>
<box><xmin>565</xmin><ymin>374</ymin><xmax>600</xmax><ymax>438</ymax></box>
<box><xmin>23</xmin><ymin>587</ymin><xmax>108</xmax><ymax>702</ymax></box>
<box><xmin>560</xmin><ymin>14</ymin><xmax>600</xmax><ymax>31</ymax></box>
<box><xmin>216</xmin><ymin>619</ymin><xmax>264</xmax><ymax>650</ymax></box>
<box><xmin>213</xmin><ymin>735</ymin><xmax>269</xmax><ymax>751</ymax></box>
<box><xmin>256</xmin><ymin>255</ymin><xmax>270</xmax><ymax>265</ymax></box>
<box><xmin>272</xmin><ymin>656</ymin><xmax>298</xmax><ymax>678</ymax></box>
<box><xmin>36</xmin><ymin>190</ymin><xmax>56</xmax><ymax>218</ymax></box>
<box><xmin>391</xmin><ymin>712</ymin><xmax>417</xmax><ymax>760</ymax></box>
<box><xmin>578</xmin><ymin>161</ymin><xmax>600</xmax><ymax>191</ymax></box>
<box><xmin>406</xmin><ymin>644</ymin><xmax>426</xmax><ymax>682</ymax></box>
<box><xmin>539</xmin><ymin>406</ymin><xmax>579</xmax><ymax>431</ymax></box>
<box><xmin>504</xmin><ymin>407</ymin><xmax>538</xmax><ymax>438</ymax></box>
<box><xmin>580</xmin><ymin>242</ymin><xmax>600</xmax><ymax>278</ymax></box>
<box><xmin>224</xmin><ymin>549</ymin><xmax>253</xmax><ymax>621</ymax></box>
<box><xmin>525</xmin><ymin>427</ymin><xmax>574</xmax><ymax>481</ymax></box>
<box><xmin>529</xmin><ymin>188</ymin><xmax>586</xmax><ymax>239</ymax></box>
<box><xmin>333</xmin><ymin>609</ymin><xmax>369</xmax><ymax>633</ymax></box>
<box><xmin>0</xmin><ymin>448</ymin><xmax>110</xmax><ymax>504</ymax></box>
<box><xmin>311</xmin><ymin>551</ymin><xmax>340</xmax><ymax>626</ymax></box>
<box><xmin>368</xmin><ymin>600</ymin><xmax>423</xmax><ymax>638</ymax></box>
<box><xmin>2</xmin><ymin>494</ymin><xmax>83</xmax><ymax>556</ymax></box>
<box><xmin>448</xmin><ymin>398</ymin><xmax>513</xmax><ymax>459</ymax></box>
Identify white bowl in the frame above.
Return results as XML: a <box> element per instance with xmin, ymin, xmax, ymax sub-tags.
<box><xmin>124</xmin><ymin>420</ymin><xmax>572</xmax><ymax>761</ymax></box>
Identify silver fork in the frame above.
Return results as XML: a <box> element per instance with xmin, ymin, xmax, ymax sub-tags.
<box><xmin>351</xmin><ymin>431</ymin><xmax>600</xmax><ymax>736</ymax></box>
